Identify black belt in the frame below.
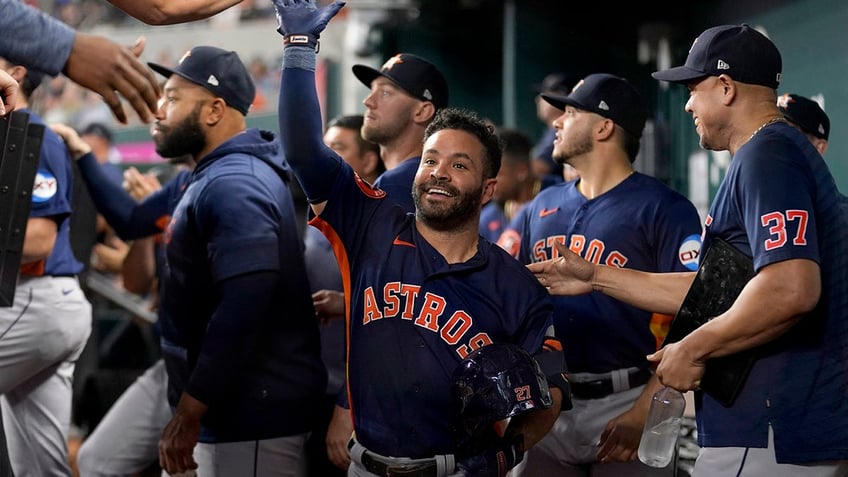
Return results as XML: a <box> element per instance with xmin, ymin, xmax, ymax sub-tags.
<box><xmin>570</xmin><ymin>368</ymin><xmax>652</xmax><ymax>400</ymax></box>
<box><xmin>360</xmin><ymin>451</ymin><xmax>438</xmax><ymax>477</ymax></box>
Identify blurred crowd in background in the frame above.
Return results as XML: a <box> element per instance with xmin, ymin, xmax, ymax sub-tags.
<box><xmin>25</xmin><ymin>0</ymin><xmax>281</xmax><ymax>133</ymax></box>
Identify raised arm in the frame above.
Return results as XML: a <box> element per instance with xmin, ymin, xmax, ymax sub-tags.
<box><xmin>275</xmin><ymin>0</ymin><xmax>345</xmax><ymax>216</ymax></box>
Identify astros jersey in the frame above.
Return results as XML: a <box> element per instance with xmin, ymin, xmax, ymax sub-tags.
<box><xmin>499</xmin><ymin>173</ymin><xmax>702</xmax><ymax>372</ymax></box>
<box><xmin>479</xmin><ymin>201</ymin><xmax>510</xmax><ymax>243</ymax></box>
<box><xmin>311</xmin><ymin>164</ymin><xmax>553</xmax><ymax>459</ymax></box>
<box><xmin>22</xmin><ymin>109</ymin><xmax>81</xmax><ymax>277</ymax></box>
<box><xmin>698</xmin><ymin>121</ymin><xmax>848</xmax><ymax>462</ymax></box>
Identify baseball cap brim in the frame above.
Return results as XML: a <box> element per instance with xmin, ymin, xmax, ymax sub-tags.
<box><xmin>148</xmin><ymin>62</ymin><xmax>203</xmax><ymax>89</ymax></box>
<box><xmin>540</xmin><ymin>93</ymin><xmax>585</xmax><ymax>112</ymax></box>
<box><xmin>352</xmin><ymin>64</ymin><xmax>385</xmax><ymax>90</ymax></box>
<box><xmin>651</xmin><ymin>66</ymin><xmax>709</xmax><ymax>84</ymax></box>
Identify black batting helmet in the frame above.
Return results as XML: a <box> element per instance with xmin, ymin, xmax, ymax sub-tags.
<box><xmin>451</xmin><ymin>343</ymin><xmax>552</xmax><ymax>456</ymax></box>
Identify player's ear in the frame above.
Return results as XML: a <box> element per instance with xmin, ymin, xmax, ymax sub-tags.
<box><xmin>595</xmin><ymin>117</ymin><xmax>615</xmax><ymax>140</ymax></box>
<box><xmin>481</xmin><ymin>177</ymin><xmax>497</xmax><ymax>205</ymax></box>
<box><xmin>204</xmin><ymin>97</ymin><xmax>227</xmax><ymax>125</ymax></box>
<box><xmin>413</xmin><ymin>101</ymin><xmax>436</xmax><ymax>125</ymax></box>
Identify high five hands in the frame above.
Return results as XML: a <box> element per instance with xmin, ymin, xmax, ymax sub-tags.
<box><xmin>272</xmin><ymin>0</ymin><xmax>346</xmax><ymax>39</ymax></box>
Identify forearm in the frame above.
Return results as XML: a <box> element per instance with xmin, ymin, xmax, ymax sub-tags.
<box><xmin>684</xmin><ymin>258</ymin><xmax>819</xmax><ymax>360</ymax></box>
<box><xmin>278</xmin><ymin>47</ymin><xmax>341</xmax><ymax>205</ymax></box>
<box><xmin>122</xmin><ymin>237</ymin><xmax>157</xmax><ymax>294</ymax></box>
<box><xmin>77</xmin><ymin>152</ymin><xmax>160</xmax><ymax>239</ymax></box>
<box><xmin>22</xmin><ymin>217</ymin><xmax>58</xmax><ymax>263</ymax></box>
<box><xmin>105</xmin><ymin>0</ymin><xmax>242</xmax><ymax>25</ymax></box>
<box><xmin>515</xmin><ymin>388</ymin><xmax>562</xmax><ymax>449</ymax></box>
<box><xmin>0</xmin><ymin>0</ymin><xmax>74</xmax><ymax>76</ymax></box>
<box><xmin>594</xmin><ymin>267</ymin><xmax>694</xmax><ymax>315</ymax></box>
<box><xmin>185</xmin><ymin>271</ymin><xmax>277</xmax><ymax>406</ymax></box>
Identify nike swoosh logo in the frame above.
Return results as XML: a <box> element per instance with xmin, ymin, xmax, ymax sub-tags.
<box><xmin>393</xmin><ymin>236</ymin><xmax>415</xmax><ymax>248</ymax></box>
<box><xmin>61</xmin><ymin>289</ymin><xmax>73</xmax><ymax>296</ymax></box>
<box><xmin>539</xmin><ymin>208</ymin><xmax>559</xmax><ymax>218</ymax></box>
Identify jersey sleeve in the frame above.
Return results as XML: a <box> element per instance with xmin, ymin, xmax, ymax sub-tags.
<box><xmin>736</xmin><ymin>139</ymin><xmax>820</xmax><ymax>270</ymax></box>
<box><xmin>650</xmin><ymin>193</ymin><xmax>703</xmax><ymax>272</ymax></box>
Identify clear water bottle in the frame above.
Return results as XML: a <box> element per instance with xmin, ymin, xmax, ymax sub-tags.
<box><xmin>638</xmin><ymin>386</ymin><xmax>685</xmax><ymax>468</ymax></box>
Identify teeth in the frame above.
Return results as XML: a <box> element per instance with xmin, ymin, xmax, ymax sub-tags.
<box><xmin>428</xmin><ymin>188</ymin><xmax>450</xmax><ymax>196</ymax></box>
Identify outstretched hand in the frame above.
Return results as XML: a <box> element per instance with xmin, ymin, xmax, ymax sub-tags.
<box><xmin>526</xmin><ymin>241</ymin><xmax>596</xmax><ymax>296</ymax></box>
<box><xmin>273</xmin><ymin>0</ymin><xmax>345</xmax><ymax>37</ymax></box>
<box><xmin>63</xmin><ymin>34</ymin><xmax>160</xmax><ymax>124</ymax></box>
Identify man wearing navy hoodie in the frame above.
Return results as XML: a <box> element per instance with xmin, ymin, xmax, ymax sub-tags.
<box><xmin>55</xmin><ymin>45</ymin><xmax>326</xmax><ymax>477</ymax></box>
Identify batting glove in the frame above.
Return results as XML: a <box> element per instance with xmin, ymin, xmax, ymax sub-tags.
<box><xmin>457</xmin><ymin>434</ymin><xmax>524</xmax><ymax>477</ymax></box>
<box><xmin>273</xmin><ymin>0</ymin><xmax>346</xmax><ymax>51</ymax></box>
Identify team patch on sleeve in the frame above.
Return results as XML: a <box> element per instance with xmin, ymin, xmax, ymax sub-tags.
<box><xmin>32</xmin><ymin>170</ymin><xmax>58</xmax><ymax>203</ymax></box>
<box><xmin>678</xmin><ymin>234</ymin><xmax>702</xmax><ymax>271</ymax></box>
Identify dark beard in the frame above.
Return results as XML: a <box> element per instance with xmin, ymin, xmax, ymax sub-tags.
<box><xmin>413</xmin><ymin>180</ymin><xmax>483</xmax><ymax>232</ymax></box>
<box><xmin>154</xmin><ymin>104</ymin><xmax>206</xmax><ymax>159</ymax></box>
<box><xmin>552</xmin><ymin>133</ymin><xmax>592</xmax><ymax>164</ymax></box>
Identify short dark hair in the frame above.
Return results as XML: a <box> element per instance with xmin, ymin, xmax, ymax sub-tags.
<box><xmin>423</xmin><ymin>108</ymin><xmax>502</xmax><ymax>179</ymax></box>
<box><xmin>495</xmin><ymin>127</ymin><xmax>532</xmax><ymax>166</ymax></box>
<box><xmin>327</xmin><ymin>114</ymin><xmax>380</xmax><ymax>158</ymax></box>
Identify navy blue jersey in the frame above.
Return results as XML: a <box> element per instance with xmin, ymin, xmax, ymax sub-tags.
<box><xmin>281</xmin><ymin>63</ymin><xmax>554</xmax><ymax>459</ymax></box>
<box><xmin>22</xmin><ymin>109</ymin><xmax>82</xmax><ymax>277</ymax></box>
<box><xmin>372</xmin><ymin>156</ymin><xmax>419</xmax><ymax>213</ymax></box>
<box><xmin>312</xmin><ymin>166</ymin><xmax>553</xmax><ymax>458</ymax></box>
<box><xmin>499</xmin><ymin>173</ymin><xmax>702</xmax><ymax>372</ymax></box>
<box><xmin>158</xmin><ymin>129</ymin><xmax>325</xmax><ymax>443</ymax></box>
<box><xmin>479</xmin><ymin>201</ymin><xmax>509</xmax><ymax>243</ymax></box>
<box><xmin>698</xmin><ymin>121</ymin><xmax>848</xmax><ymax>462</ymax></box>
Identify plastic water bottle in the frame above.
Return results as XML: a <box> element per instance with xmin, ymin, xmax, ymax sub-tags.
<box><xmin>638</xmin><ymin>386</ymin><xmax>685</xmax><ymax>468</ymax></box>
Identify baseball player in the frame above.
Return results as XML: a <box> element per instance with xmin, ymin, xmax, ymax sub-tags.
<box><xmin>275</xmin><ymin>2</ymin><xmax>568</xmax><ymax>476</ymax></box>
<box><xmin>0</xmin><ymin>59</ymin><xmax>93</xmax><ymax>477</ymax></box>
<box><xmin>530</xmin><ymin>25</ymin><xmax>848</xmax><ymax>475</ymax></box>
<box><xmin>498</xmin><ymin>73</ymin><xmax>702</xmax><ymax>476</ymax></box>
<box><xmin>58</xmin><ymin>46</ymin><xmax>327</xmax><ymax>476</ymax></box>
<box><xmin>325</xmin><ymin>49</ymin><xmax>450</xmax><ymax>469</ymax></box>
<box><xmin>354</xmin><ymin>51</ymin><xmax>449</xmax><ymax>213</ymax></box>
<box><xmin>479</xmin><ymin>128</ymin><xmax>538</xmax><ymax>243</ymax></box>
<box><xmin>777</xmin><ymin>93</ymin><xmax>830</xmax><ymax>156</ymax></box>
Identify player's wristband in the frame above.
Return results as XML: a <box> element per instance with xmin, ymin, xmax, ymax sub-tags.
<box><xmin>283</xmin><ymin>34</ymin><xmax>319</xmax><ymax>52</ymax></box>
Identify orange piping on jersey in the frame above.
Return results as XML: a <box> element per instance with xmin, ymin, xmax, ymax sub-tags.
<box><xmin>649</xmin><ymin>313</ymin><xmax>674</xmax><ymax>351</ymax></box>
<box><xmin>354</xmin><ymin>172</ymin><xmax>386</xmax><ymax>198</ymax></box>
<box><xmin>542</xmin><ymin>337</ymin><xmax>563</xmax><ymax>352</ymax></box>
<box><xmin>309</xmin><ymin>214</ymin><xmax>356</xmax><ymax>421</ymax></box>
<box><xmin>155</xmin><ymin>214</ymin><xmax>172</xmax><ymax>231</ymax></box>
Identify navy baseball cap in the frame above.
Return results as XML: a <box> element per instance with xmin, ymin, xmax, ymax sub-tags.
<box><xmin>148</xmin><ymin>46</ymin><xmax>255</xmax><ymax>116</ymax></box>
<box><xmin>778</xmin><ymin>93</ymin><xmax>830</xmax><ymax>140</ymax></box>
<box><xmin>353</xmin><ymin>53</ymin><xmax>449</xmax><ymax>110</ymax></box>
<box><xmin>541</xmin><ymin>73</ymin><xmax>647</xmax><ymax>138</ymax></box>
<box><xmin>652</xmin><ymin>24</ymin><xmax>782</xmax><ymax>89</ymax></box>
